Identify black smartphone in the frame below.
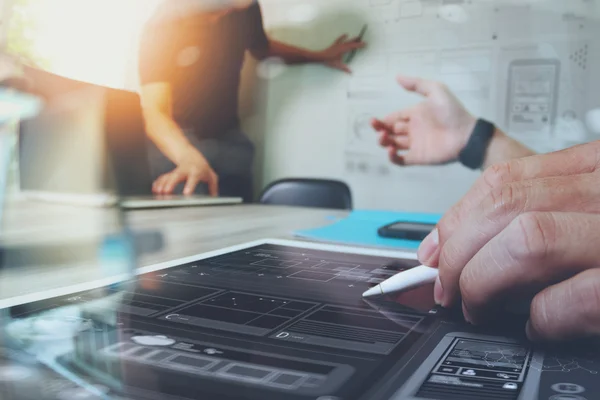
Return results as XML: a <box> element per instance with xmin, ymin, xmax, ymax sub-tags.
<box><xmin>345</xmin><ymin>24</ymin><xmax>368</xmax><ymax>64</ymax></box>
<box><xmin>378</xmin><ymin>221</ymin><xmax>435</xmax><ymax>241</ymax></box>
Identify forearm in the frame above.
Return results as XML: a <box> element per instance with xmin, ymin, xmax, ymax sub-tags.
<box><xmin>266</xmin><ymin>39</ymin><xmax>322</xmax><ymax>65</ymax></box>
<box><xmin>483</xmin><ymin>128</ymin><xmax>536</xmax><ymax>169</ymax></box>
<box><xmin>143</xmin><ymin>111</ymin><xmax>198</xmax><ymax>164</ymax></box>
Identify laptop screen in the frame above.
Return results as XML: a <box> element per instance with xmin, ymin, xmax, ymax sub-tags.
<box><xmin>16</xmin><ymin>66</ymin><xmax>152</xmax><ymax>197</ymax></box>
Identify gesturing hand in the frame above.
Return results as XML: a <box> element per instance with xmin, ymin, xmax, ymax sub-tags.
<box><xmin>372</xmin><ymin>76</ymin><xmax>477</xmax><ymax>166</ymax></box>
<box><xmin>418</xmin><ymin>141</ymin><xmax>600</xmax><ymax>341</ymax></box>
<box><xmin>319</xmin><ymin>34</ymin><xmax>366</xmax><ymax>73</ymax></box>
<box><xmin>152</xmin><ymin>148</ymin><xmax>219</xmax><ymax>196</ymax></box>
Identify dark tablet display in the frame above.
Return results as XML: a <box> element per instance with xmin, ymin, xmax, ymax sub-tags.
<box><xmin>1</xmin><ymin>241</ymin><xmax>599</xmax><ymax>400</ymax></box>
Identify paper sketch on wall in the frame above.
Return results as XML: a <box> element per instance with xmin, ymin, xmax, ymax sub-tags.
<box><xmin>505</xmin><ymin>59</ymin><xmax>560</xmax><ymax>136</ymax></box>
<box><xmin>498</xmin><ymin>36</ymin><xmax>594</xmax><ymax>152</ymax></box>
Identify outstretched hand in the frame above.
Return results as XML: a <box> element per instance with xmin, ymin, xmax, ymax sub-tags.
<box><xmin>372</xmin><ymin>76</ymin><xmax>477</xmax><ymax>166</ymax></box>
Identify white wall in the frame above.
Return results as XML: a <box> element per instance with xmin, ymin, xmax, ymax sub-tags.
<box><xmin>248</xmin><ymin>0</ymin><xmax>600</xmax><ymax>212</ymax></box>
<box><xmin>0</xmin><ymin>0</ymin><xmax>12</xmax><ymax>50</ymax></box>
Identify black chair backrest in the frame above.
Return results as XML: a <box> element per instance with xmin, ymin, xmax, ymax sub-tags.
<box><xmin>259</xmin><ymin>179</ymin><xmax>352</xmax><ymax>210</ymax></box>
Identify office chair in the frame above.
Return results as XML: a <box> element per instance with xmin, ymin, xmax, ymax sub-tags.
<box><xmin>259</xmin><ymin>178</ymin><xmax>353</xmax><ymax>210</ymax></box>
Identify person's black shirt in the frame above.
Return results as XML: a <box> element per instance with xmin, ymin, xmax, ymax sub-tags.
<box><xmin>139</xmin><ymin>1</ymin><xmax>269</xmax><ymax>139</ymax></box>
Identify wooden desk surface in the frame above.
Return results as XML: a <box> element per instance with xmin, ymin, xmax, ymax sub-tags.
<box><xmin>0</xmin><ymin>201</ymin><xmax>347</xmax><ymax>301</ymax></box>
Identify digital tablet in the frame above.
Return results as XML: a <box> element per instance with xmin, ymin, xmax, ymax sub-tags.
<box><xmin>1</xmin><ymin>239</ymin><xmax>598</xmax><ymax>400</ymax></box>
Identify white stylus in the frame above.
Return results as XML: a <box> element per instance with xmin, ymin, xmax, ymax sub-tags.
<box><xmin>362</xmin><ymin>265</ymin><xmax>439</xmax><ymax>298</ymax></box>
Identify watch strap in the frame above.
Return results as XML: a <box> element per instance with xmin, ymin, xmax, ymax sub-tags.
<box><xmin>458</xmin><ymin>119</ymin><xmax>496</xmax><ymax>170</ymax></box>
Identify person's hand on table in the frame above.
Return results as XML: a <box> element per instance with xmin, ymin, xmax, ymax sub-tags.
<box><xmin>371</xmin><ymin>76</ymin><xmax>477</xmax><ymax>166</ymax></box>
<box><xmin>318</xmin><ymin>34</ymin><xmax>366</xmax><ymax>73</ymax></box>
<box><xmin>152</xmin><ymin>147</ymin><xmax>219</xmax><ymax>196</ymax></box>
<box><xmin>417</xmin><ymin>141</ymin><xmax>600</xmax><ymax>341</ymax></box>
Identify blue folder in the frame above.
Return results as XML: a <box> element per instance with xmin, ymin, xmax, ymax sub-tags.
<box><xmin>295</xmin><ymin>210</ymin><xmax>442</xmax><ymax>250</ymax></box>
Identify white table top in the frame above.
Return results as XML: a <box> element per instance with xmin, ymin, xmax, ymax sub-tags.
<box><xmin>0</xmin><ymin>200</ymin><xmax>347</xmax><ymax>301</ymax></box>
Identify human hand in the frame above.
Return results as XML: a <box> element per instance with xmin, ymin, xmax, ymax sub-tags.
<box><xmin>417</xmin><ymin>141</ymin><xmax>600</xmax><ymax>341</ymax></box>
<box><xmin>371</xmin><ymin>76</ymin><xmax>477</xmax><ymax>166</ymax></box>
<box><xmin>319</xmin><ymin>34</ymin><xmax>366</xmax><ymax>73</ymax></box>
<box><xmin>152</xmin><ymin>148</ymin><xmax>218</xmax><ymax>196</ymax></box>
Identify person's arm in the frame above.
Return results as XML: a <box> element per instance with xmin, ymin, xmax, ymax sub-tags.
<box><xmin>138</xmin><ymin>18</ymin><xmax>218</xmax><ymax>196</ymax></box>
<box><xmin>244</xmin><ymin>2</ymin><xmax>364</xmax><ymax>73</ymax></box>
<box><xmin>140</xmin><ymin>83</ymin><xmax>194</xmax><ymax>164</ymax></box>
<box><xmin>482</xmin><ymin>128</ymin><xmax>536</xmax><ymax>169</ymax></box>
<box><xmin>256</xmin><ymin>37</ymin><xmax>365</xmax><ymax>73</ymax></box>
<box><xmin>371</xmin><ymin>76</ymin><xmax>536</xmax><ymax>168</ymax></box>
<box><xmin>140</xmin><ymin>83</ymin><xmax>219</xmax><ymax>196</ymax></box>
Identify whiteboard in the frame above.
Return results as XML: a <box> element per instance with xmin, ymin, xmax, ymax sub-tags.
<box><xmin>252</xmin><ymin>0</ymin><xmax>600</xmax><ymax>212</ymax></box>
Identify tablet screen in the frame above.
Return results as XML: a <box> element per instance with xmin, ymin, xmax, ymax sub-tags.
<box><xmin>2</xmin><ymin>240</ymin><xmax>599</xmax><ymax>400</ymax></box>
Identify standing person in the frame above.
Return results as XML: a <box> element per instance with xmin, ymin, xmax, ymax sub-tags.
<box><xmin>139</xmin><ymin>0</ymin><xmax>365</xmax><ymax>202</ymax></box>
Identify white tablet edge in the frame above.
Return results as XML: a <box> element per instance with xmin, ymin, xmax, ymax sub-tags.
<box><xmin>0</xmin><ymin>238</ymin><xmax>417</xmax><ymax>309</ymax></box>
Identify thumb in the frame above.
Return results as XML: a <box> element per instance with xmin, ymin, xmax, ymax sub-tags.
<box><xmin>397</xmin><ymin>75</ymin><xmax>437</xmax><ymax>97</ymax></box>
<box><xmin>330</xmin><ymin>61</ymin><xmax>352</xmax><ymax>74</ymax></box>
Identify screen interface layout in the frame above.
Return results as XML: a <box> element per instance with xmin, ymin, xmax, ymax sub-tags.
<box><xmin>1</xmin><ymin>242</ymin><xmax>599</xmax><ymax>400</ymax></box>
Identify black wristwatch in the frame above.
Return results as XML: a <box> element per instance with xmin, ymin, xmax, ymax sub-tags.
<box><xmin>458</xmin><ymin>119</ymin><xmax>496</xmax><ymax>170</ymax></box>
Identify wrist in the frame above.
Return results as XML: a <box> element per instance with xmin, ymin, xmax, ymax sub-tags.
<box><xmin>311</xmin><ymin>49</ymin><xmax>327</xmax><ymax>63</ymax></box>
<box><xmin>482</xmin><ymin>128</ymin><xmax>509</xmax><ymax>168</ymax></box>
<box><xmin>174</xmin><ymin>144</ymin><xmax>203</xmax><ymax>165</ymax></box>
<box><xmin>456</xmin><ymin>115</ymin><xmax>477</xmax><ymax>154</ymax></box>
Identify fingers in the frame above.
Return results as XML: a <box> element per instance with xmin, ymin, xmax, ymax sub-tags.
<box><xmin>371</xmin><ymin>118</ymin><xmax>390</xmax><ymax>133</ymax></box>
<box><xmin>330</xmin><ymin>34</ymin><xmax>366</xmax><ymax>54</ymax></box>
<box><xmin>378</xmin><ymin>131</ymin><xmax>395</xmax><ymax>147</ymax></box>
<box><xmin>396</xmin><ymin>75</ymin><xmax>440</xmax><ymax>97</ymax></box>
<box><xmin>375</xmin><ymin>114</ymin><xmax>411</xmax><ymax>165</ymax></box>
<box><xmin>162</xmin><ymin>170</ymin><xmax>187</xmax><ymax>194</ymax></box>
<box><xmin>371</xmin><ymin>112</ymin><xmax>410</xmax><ymax>135</ymax></box>
<box><xmin>383</xmin><ymin>110</ymin><xmax>410</xmax><ymax>127</ymax></box>
<box><xmin>334</xmin><ymin>34</ymin><xmax>348</xmax><ymax>45</ymax></box>
<box><xmin>457</xmin><ymin>212</ymin><xmax>600</xmax><ymax>325</ymax></box>
<box><xmin>437</xmin><ymin>173</ymin><xmax>600</xmax><ymax>307</ymax></box>
<box><xmin>341</xmin><ymin>41</ymin><xmax>366</xmax><ymax>52</ymax></box>
<box><xmin>152</xmin><ymin>175</ymin><xmax>165</xmax><ymax>194</ymax></box>
<box><xmin>420</xmin><ymin>141</ymin><xmax>600</xmax><ymax>267</ymax></box>
<box><xmin>207</xmin><ymin>170</ymin><xmax>219</xmax><ymax>197</ymax></box>
<box><xmin>527</xmin><ymin>268</ymin><xmax>600</xmax><ymax>342</ymax></box>
<box><xmin>388</xmin><ymin>147</ymin><xmax>405</xmax><ymax>166</ymax></box>
<box><xmin>379</xmin><ymin>133</ymin><xmax>409</xmax><ymax>150</ymax></box>
<box><xmin>329</xmin><ymin>61</ymin><xmax>352</xmax><ymax>74</ymax></box>
<box><xmin>153</xmin><ymin>173</ymin><xmax>177</xmax><ymax>194</ymax></box>
<box><xmin>388</xmin><ymin>146</ymin><xmax>418</xmax><ymax>166</ymax></box>
<box><xmin>377</xmin><ymin>119</ymin><xmax>409</xmax><ymax>143</ymax></box>
<box><xmin>394</xmin><ymin>121</ymin><xmax>409</xmax><ymax>135</ymax></box>
<box><xmin>183</xmin><ymin>172</ymin><xmax>201</xmax><ymax>196</ymax></box>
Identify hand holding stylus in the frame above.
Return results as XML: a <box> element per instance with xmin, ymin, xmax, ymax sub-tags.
<box><xmin>362</xmin><ymin>265</ymin><xmax>438</xmax><ymax>298</ymax></box>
